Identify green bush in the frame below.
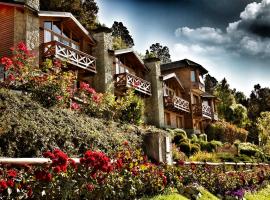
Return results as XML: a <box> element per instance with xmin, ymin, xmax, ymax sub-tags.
<box><xmin>0</xmin><ymin>89</ymin><xmax>151</xmax><ymax>157</ymax></box>
<box><xmin>205</xmin><ymin>121</ymin><xmax>248</xmax><ymax>143</ymax></box>
<box><xmin>190</xmin><ymin>144</ymin><xmax>200</xmax><ymax>155</ymax></box>
<box><xmin>199</xmin><ymin>141</ymin><xmax>216</xmax><ymax>153</ymax></box>
<box><xmin>31</xmin><ymin>83</ymin><xmax>63</xmax><ymax>108</ymax></box>
<box><xmin>179</xmin><ymin>142</ymin><xmax>191</xmax><ymax>157</ymax></box>
<box><xmin>172</xmin><ymin>129</ymin><xmax>187</xmax><ymax>145</ymax></box>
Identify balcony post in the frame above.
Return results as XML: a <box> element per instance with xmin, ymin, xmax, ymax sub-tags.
<box><xmin>92</xmin><ymin>27</ymin><xmax>114</xmax><ymax>93</ymax></box>
<box><xmin>144</xmin><ymin>58</ymin><xmax>165</xmax><ymax>128</ymax></box>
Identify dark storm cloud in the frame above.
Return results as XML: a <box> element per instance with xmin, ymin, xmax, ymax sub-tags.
<box><xmin>175</xmin><ymin>0</ymin><xmax>270</xmax><ymax>58</ymax></box>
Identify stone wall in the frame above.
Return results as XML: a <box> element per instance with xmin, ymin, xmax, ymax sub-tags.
<box><xmin>144</xmin><ymin>58</ymin><xmax>165</xmax><ymax>128</ymax></box>
<box><xmin>92</xmin><ymin>31</ymin><xmax>115</xmax><ymax>93</ymax></box>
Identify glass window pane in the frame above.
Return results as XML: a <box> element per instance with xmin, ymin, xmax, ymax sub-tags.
<box><xmin>191</xmin><ymin>71</ymin><xmax>196</xmax><ymax>82</ymax></box>
<box><xmin>44</xmin><ymin>21</ymin><xmax>52</xmax><ymax>30</ymax></box>
<box><xmin>44</xmin><ymin>30</ymin><xmax>52</xmax><ymax>43</ymax></box>
<box><xmin>52</xmin><ymin>24</ymin><xmax>61</xmax><ymax>35</ymax></box>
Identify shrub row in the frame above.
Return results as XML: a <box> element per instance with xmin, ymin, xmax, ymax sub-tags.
<box><xmin>205</xmin><ymin>121</ymin><xmax>248</xmax><ymax>143</ymax></box>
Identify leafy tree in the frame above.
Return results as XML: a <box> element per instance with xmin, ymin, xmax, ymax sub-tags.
<box><xmin>111</xmin><ymin>21</ymin><xmax>134</xmax><ymax>48</ymax></box>
<box><xmin>204</xmin><ymin>74</ymin><xmax>218</xmax><ymax>94</ymax></box>
<box><xmin>225</xmin><ymin>104</ymin><xmax>249</xmax><ymax>128</ymax></box>
<box><xmin>257</xmin><ymin>112</ymin><xmax>270</xmax><ymax>145</ymax></box>
<box><xmin>146</xmin><ymin>43</ymin><xmax>171</xmax><ymax>64</ymax></box>
<box><xmin>214</xmin><ymin>78</ymin><xmax>235</xmax><ymax>119</ymax></box>
<box><xmin>40</xmin><ymin>0</ymin><xmax>99</xmax><ymax>30</ymax></box>
<box><xmin>234</xmin><ymin>91</ymin><xmax>248</xmax><ymax>107</ymax></box>
<box><xmin>112</xmin><ymin>36</ymin><xmax>128</xmax><ymax>50</ymax></box>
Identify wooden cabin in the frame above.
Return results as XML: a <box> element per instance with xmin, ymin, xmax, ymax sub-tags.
<box><xmin>114</xmin><ymin>48</ymin><xmax>151</xmax><ymax>97</ymax></box>
<box><xmin>161</xmin><ymin>59</ymin><xmax>218</xmax><ymax>133</ymax></box>
<box><xmin>0</xmin><ymin>1</ymin><xmax>96</xmax><ymax>84</ymax></box>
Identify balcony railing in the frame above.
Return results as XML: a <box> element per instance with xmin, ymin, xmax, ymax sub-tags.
<box><xmin>164</xmin><ymin>96</ymin><xmax>190</xmax><ymax>113</ymax></box>
<box><xmin>192</xmin><ymin>104</ymin><xmax>212</xmax><ymax>119</ymax></box>
<box><xmin>43</xmin><ymin>41</ymin><xmax>96</xmax><ymax>73</ymax></box>
<box><xmin>192</xmin><ymin>82</ymin><xmax>205</xmax><ymax>92</ymax></box>
<box><xmin>114</xmin><ymin>72</ymin><xmax>151</xmax><ymax>96</ymax></box>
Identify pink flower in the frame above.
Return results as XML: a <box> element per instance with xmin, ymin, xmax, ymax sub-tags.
<box><xmin>71</xmin><ymin>102</ymin><xmax>80</xmax><ymax>110</ymax></box>
<box><xmin>92</xmin><ymin>93</ymin><xmax>102</xmax><ymax>103</ymax></box>
<box><xmin>86</xmin><ymin>184</ymin><xmax>95</xmax><ymax>192</ymax></box>
<box><xmin>56</xmin><ymin>95</ymin><xmax>63</xmax><ymax>101</ymax></box>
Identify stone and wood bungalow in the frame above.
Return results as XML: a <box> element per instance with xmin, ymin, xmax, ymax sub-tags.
<box><xmin>0</xmin><ymin>0</ymin><xmax>218</xmax><ymax>137</ymax></box>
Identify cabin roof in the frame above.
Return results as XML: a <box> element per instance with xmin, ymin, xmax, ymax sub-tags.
<box><xmin>114</xmin><ymin>48</ymin><xmax>148</xmax><ymax>71</ymax></box>
<box><xmin>39</xmin><ymin>11</ymin><xmax>95</xmax><ymax>45</ymax></box>
<box><xmin>161</xmin><ymin>59</ymin><xmax>208</xmax><ymax>75</ymax></box>
<box><xmin>163</xmin><ymin>73</ymin><xmax>184</xmax><ymax>90</ymax></box>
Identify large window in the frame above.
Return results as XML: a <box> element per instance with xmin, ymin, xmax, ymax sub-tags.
<box><xmin>191</xmin><ymin>70</ymin><xmax>196</xmax><ymax>82</ymax></box>
<box><xmin>44</xmin><ymin>21</ymin><xmax>80</xmax><ymax>50</ymax></box>
<box><xmin>176</xmin><ymin>116</ymin><xmax>183</xmax><ymax>128</ymax></box>
<box><xmin>115</xmin><ymin>58</ymin><xmax>135</xmax><ymax>75</ymax></box>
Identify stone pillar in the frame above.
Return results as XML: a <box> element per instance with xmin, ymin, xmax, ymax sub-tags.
<box><xmin>144</xmin><ymin>58</ymin><xmax>165</xmax><ymax>128</ymax></box>
<box><xmin>92</xmin><ymin>28</ymin><xmax>115</xmax><ymax>93</ymax></box>
<box><xmin>13</xmin><ymin>1</ymin><xmax>39</xmax><ymax>63</ymax></box>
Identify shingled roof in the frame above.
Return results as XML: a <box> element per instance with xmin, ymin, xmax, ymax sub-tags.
<box><xmin>160</xmin><ymin>59</ymin><xmax>208</xmax><ymax>75</ymax></box>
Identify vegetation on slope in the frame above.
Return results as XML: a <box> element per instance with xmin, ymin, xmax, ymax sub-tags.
<box><xmin>0</xmin><ymin>88</ymin><xmax>162</xmax><ymax>157</ymax></box>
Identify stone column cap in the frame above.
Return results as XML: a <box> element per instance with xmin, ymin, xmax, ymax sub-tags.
<box><xmin>144</xmin><ymin>57</ymin><xmax>160</xmax><ymax>63</ymax></box>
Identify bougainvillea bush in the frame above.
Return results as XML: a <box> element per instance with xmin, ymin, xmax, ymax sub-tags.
<box><xmin>1</xmin><ymin>144</ymin><xmax>270</xmax><ymax>199</ymax></box>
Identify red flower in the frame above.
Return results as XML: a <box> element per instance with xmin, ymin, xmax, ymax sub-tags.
<box><xmin>27</xmin><ymin>188</ymin><xmax>33</xmax><ymax>197</ymax></box>
<box><xmin>69</xmin><ymin>158</ymin><xmax>77</xmax><ymax>170</ymax></box>
<box><xmin>35</xmin><ymin>170</ymin><xmax>53</xmax><ymax>182</ymax></box>
<box><xmin>43</xmin><ymin>151</ymin><xmax>55</xmax><ymax>160</ymax></box>
<box><xmin>71</xmin><ymin>102</ymin><xmax>80</xmax><ymax>110</ymax></box>
<box><xmin>53</xmin><ymin>166</ymin><xmax>61</xmax><ymax>174</ymax></box>
<box><xmin>1</xmin><ymin>57</ymin><xmax>13</xmax><ymax>70</ymax></box>
<box><xmin>7</xmin><ymin>169</ymin><xmax>17</xmax><ymax>178</ymax></box>
<box><xmin>56</xmin><ymin>95</ymin><xmax>63</xmax><ymax>101</ymax></box>
<box><xmin>17</xmin><ymin>42</ymin><xmax>28</xmax><ymax>52</ymax></box>
<box><xmin>178</xmin><ymin>160</ymin><xmax>185</xmax><ymax>166</ymax></box>
<box><xmin>92</xmin><ymin>93</ymin><xmax>102</xmax><ymax>103</ymax></box>
<box><xmin>53</xmin><ymin>59</ymin><xmax>62</xmax><ymax>68</ymax></box>
<box><xmin>86</xmin><ymin>184</ymin><xmax>95</xmax><ymax>192</ymax></box>
<box><xmin>6</xmin><ymin>179</ymin><xmax>14</xmax><ymax>187</ymax></box>
<box><xmin>0</xmin><ymin>180</ymin><xmax>7</xmax><ymax>190</ymax></box>
<box><xmin>7</xmin><ymin>74</ymin><xmax>15</xmax><ymax>81</ymax></box>
<box><xmin>80</xmin><ymin>82</ymin><xmax>90</xmax><ymax>90</ymax></box>
<box><xmin>87</xmin><ymin>87</ymin><xmax>96</xmax><ymax>95</ymax></box>
<box><xmin>162</xmin><ymin>175</ymin><xmax>167</xmax><ymax>185</ymax></box>
<box><xmin>123</xmin><ymin>141</ymin><xmax>129</xmax><ymax>146</ymax></box>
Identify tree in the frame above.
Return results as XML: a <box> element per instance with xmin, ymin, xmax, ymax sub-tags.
<box><xmin>146</xmin><ymin>43</ymin><xmax>171</xmax><ymax>64</ymax></box>
<box><xmin>111</xmin><ymin>21</ymin><xmax>134</xmax><ymax>48</ymax></box>
<box><xmin>40</xmin><ymin>0</ymin><xmax>99</xmax><ymax>31</ymax></box>
<box><xmin>204</xmin><ymin>74</ymin><xmax>218</xmax><ymax>94</ymax></box>
<box><xmin>225</xmin><ymin>104</ymin><xmax>249</xmax><ymax>128</ymax></box>
<box><xmin>234</xmin><ymin>91</ymin><xmax>248</xmax><ymax>107</ymax></box>
<box><xmin>257</xmin><ymin>112</ymin><xmax>270</xmax><ymax>145</ymax></box>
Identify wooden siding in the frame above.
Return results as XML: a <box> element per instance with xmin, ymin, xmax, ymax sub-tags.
<box><xmin>0</xmin><ymin>6</ymin><xmax>14</xmax><ymax>57</ymax></box>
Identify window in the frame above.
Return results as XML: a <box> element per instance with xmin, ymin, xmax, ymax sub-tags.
<box><xmin>165</xmin><ymin>112</ymin><xmax>171</xmax><ymax>126</ymax></box>
<box><xmin>191</xmin><ymin>70</ymin><xmax>196</xmax><ymax>82</ymax></box>
<box><xmin>176</xmin><ymin>116</ymin><xmax>183</xmax><ymax>128</ymax></box>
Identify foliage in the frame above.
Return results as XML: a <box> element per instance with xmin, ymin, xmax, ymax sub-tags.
<box><xmin>0</xmin><ymin>42</ymin><xmax>38</xmax><ymax>89</ymax></box>
<box><xmin>189</xmin><ymin>152</ymin><xmax>220</xmax><ymax>162</ymax></box>
<box><xmin>205</xmin><ymin>121</ymin><xmax>248</xmax><ymax>143</ymax></box>
<box><xmin>40</xmin><ymin>0</ymin><xmax>99</xmax><ymax>30</ymax></box>
<box><xmin>171</xmin><ymin>129</ymin><xmax>187</xmax><ymax>145</ymax></box>
<box><xmin>226</xmin><ymin>103</ymin><xmax>249</xmax><ymax>128</ymax></box>
<box><xmin>111</xmin><ymin>21</ymin><xmax>134</xmax><ymax>48</ymax></box>
<box><xmin>245</xmin><ymin>184</ymin><xmax>270</xmax><ymax>200</ymax></box>
<box><xmin>204</xmin><ymin>74</ymin><xmax>218</xmax><ymax>95</ymax></box>
<box><xmin>257</xmin><ymin>112</ymin><xmax>270</xmax><ymax>145</ymax></box>
<box><xmin>0</xmin><ymin>88</ymin><xmax>153</xmax><ymax>157</ymax></box>
<box><xmin>112</xmin><ymin>36</ymin><xmax>128</xmax><ymax>50</ymax></box>
<box><xmin>146</xmin><ymin>43</ymin><xmax>171</xmax><ymax>64</ymax></box>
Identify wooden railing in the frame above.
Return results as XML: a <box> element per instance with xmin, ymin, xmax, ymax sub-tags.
<box><xmin>114</xmin><ymin>72</ymin><xmax>151</xmax><ymax>96</ymax></box>
<box><xmin>43</xmin><ymin>41</ymin><xmax>96</xmax><ymax>73</ymax></box>
<box><xmin>192</xmin><ymin>104</ymin><xmax>212</xmax><ymax>119</ymax></box>
<box><xmin>164</xmin><ymin>95</ymin><xmax>190</xmax><ymax>113</ymax></box>
<box><xmin>192</xmin><ymin>82</ymin><xmax>205</xmax><ymax>92</ymax></box>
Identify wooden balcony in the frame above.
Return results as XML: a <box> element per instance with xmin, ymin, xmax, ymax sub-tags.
<box><xmin>192</xmin><ymin>104</ymin><xmax>212</xmax><ymax>119</ymax></box>
<box><xmin>114</xmin><ymin>72</ymin><xmax>151</xmax><ymax>96</ymax></box>
<box><xmin>43</xmin><ymin>41</ymin><xmax>96</xmax><ymax>73</ymax></box>
<box><xmin>192</xmin><ymin>82</ymin><xmax>205</xmax><ymax>92</ymax></box>
<box><xmin>164</xmin><ymin>96</ymin><xmax>190</xmax><ymax>113</ymax></box>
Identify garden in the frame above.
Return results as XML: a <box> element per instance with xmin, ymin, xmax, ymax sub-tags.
<box><xmin>1</xmin><ymin>43</ymin><xmax>270</xmax><ymax>199</ymax></box>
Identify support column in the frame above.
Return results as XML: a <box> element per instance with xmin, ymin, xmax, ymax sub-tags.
<box><xmin>144</xmin><ymin>58</ymin><xmax>164</xmax><ymax>128</ymax></box>
<box><xmin>92</xmin><ymin>27</ymin><xmax>115</xmax><ymax>93</ymax></box>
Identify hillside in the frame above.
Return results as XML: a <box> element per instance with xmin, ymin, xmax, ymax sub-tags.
<box><xmin>0</xmin><ymin>88</ymin><xmax>163</xmax><ymax>157</ymax></box>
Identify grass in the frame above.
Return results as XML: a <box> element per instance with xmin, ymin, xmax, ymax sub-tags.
<box><xmin>245</xmin><ymin>185</ymin><xmax>270</xmax><ymax>200</ymax></box>
<box><xmin>141</xmin><ymin>193</ymin><xmax>188</xmax><ymax>200</ymax></box>
<box><xmin>141</xmin><ymin>187</ymin><xmax>220</xmax><ymax>200</ymax></box>
<box><xmin>198</xmin><ymin>187</ymin><xmax>220</xmax><ymax>200</ymax></box>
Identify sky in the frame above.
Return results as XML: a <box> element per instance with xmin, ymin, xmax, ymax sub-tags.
<box><xmin>97</xmin><ymin>0</ymin><xmax>270</xmax><ymax>96</ymax></box>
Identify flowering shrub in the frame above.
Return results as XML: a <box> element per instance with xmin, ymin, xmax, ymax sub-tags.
<box><xmin>1</xmin><ymin>144</ymin><xmax>270</xmax><ymax>199</ymax></box>
<box><xmin>0</xmin><ymin>42</ymin><xmax>37</xmax><ymax>88</ymax></box>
